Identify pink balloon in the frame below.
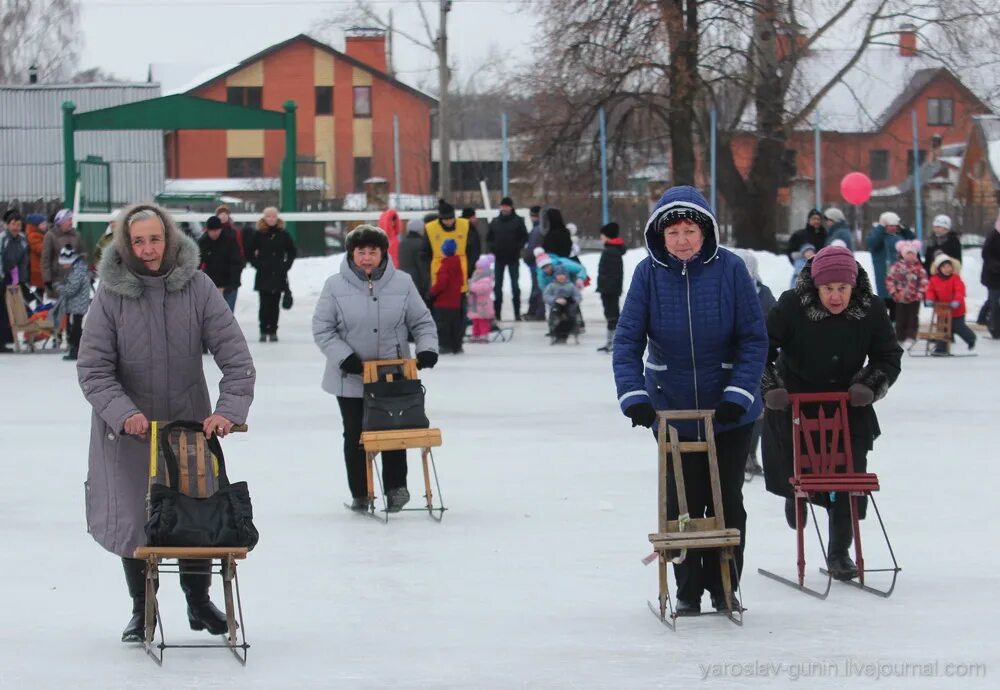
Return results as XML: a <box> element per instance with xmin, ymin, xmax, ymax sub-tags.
<box><xmin>840</xmin><ymin>172</ymin><xmax>873</xmax><ymax>205</ymax></box>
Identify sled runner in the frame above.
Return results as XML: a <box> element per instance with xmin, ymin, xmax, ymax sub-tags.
<box><xmin>134</xmin><ymin>421</ymin><xmax>251</xmax><ymax>665</ymax></box>
<box><xmin>758</xmin><ymin>393</ymin><xmax>900</xmax><ymax>599</ymax></box>
<box><xmin>647</xmin><ymin>410</ymin><xmax>744</xmax><ymax>629</ymax></box>
<box><xmin>908</xmin><ymin>303</ymin><xmax>976</xmax><ymax>358</ymax></box>
<box><xmin>360</xmin><ymin>359</ymin><xmax>446</xmax><ymax>522</ymax></box>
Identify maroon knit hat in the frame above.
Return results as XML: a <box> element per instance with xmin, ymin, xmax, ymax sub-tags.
<box><xmin>811</xmin><ymin>245</ymin><xmax>858</xmax><ymax>286</ymax></box>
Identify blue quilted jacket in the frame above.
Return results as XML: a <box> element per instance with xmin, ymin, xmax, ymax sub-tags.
<box><xmin>612</xmin><ymin>186</ymin><xmax>767</xmax><ymax>439</ymax></box>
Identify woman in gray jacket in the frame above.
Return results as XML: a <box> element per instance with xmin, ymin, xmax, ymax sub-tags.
<box><xmin>313</xmin><ymin>225</ymin><xmax>438</xmax><ymax>512</ymax></box>
<box><xmin>77</xmin><ymin>203</ymin><xmax>255</xmax><ymax>643</ymax></box>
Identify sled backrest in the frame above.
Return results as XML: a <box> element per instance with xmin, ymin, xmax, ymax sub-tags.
<box><xmin>4</xmin><ymin>286</ymin><xmax>31</xmax><ymax>328</ymax></box>
<box><xmin>790</xmin><ymin>393</ymin><xmax>855</xmax><ymax>477</ymax></box>
<box><xmin>363</xmin><ymin>358</ymin><xmax>419</xmax><ymax>384</ymax></box>
<box><xmin>149</xmin><ymin>421</ymin><xmax>222</xmax><ymax>499</ymax></box>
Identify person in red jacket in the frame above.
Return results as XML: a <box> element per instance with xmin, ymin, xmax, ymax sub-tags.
<box><xmin>925</xmin><ymin>254</ymin><xmax>976</xmax><ymax>354</ymax></box>
<box><xmin>429</xmin><ymin>238</ymin><xmax>465</xmax><ymax>354</ymax></box>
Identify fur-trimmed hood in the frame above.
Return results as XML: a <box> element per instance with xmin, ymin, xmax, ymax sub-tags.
<box><xmin>256</xmin><ymin>217</ymin><xmax>285</xmax><ymax>231</ymax></box>
<box><xmin>97</xmin><ymin>203</ymin><xmax>201</xmax><ymax>299</ymax></box>
<box><xmin>795</xmin><ymin>256</ymin><xmax>874</xmax><ymax>322</ymax></box>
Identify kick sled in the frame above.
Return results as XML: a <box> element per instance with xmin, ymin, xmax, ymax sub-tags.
<box><xmin>646</xmin><ymin>410</ymin><xmax>744</xmax><ymax>629</ymax></box>
<box><xmin>356</xmin><ymin>359</ymin><xmax>447</xmax><ymax>523</ymax></box>
<box><xmin>758</xmin><ymin>393</ymin><xmax>901</xmax><ymax>599</ymax></box>
<box><xmin>908</xmin><ymin>303</ymin><xmax>976</xmax><ymax>357</ymax></box>
<box><xmin>4</xmin><ymin>285</ymin><xmax>60</xmax><ymax>352</ymax></box>
<box><xmin>135</xmin><ymin>421</ymin><xmax>252</xmax><ymax>665</ymax></box>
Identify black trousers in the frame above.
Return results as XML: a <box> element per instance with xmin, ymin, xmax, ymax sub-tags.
<box><xmin>600</xmin><ymin>293</ymin><xmax>620</xmax><ymax>331</ymax></box>
<box><xmin>524</xmin><ymin>258</ymin><xmax>545</xmax><ymax>319</ymax></box>
<box><xmin>987</xmin><ymin>288</ymin><xmax>1000</xmax><ymax>337</ymax></box>
<box><xmin>434</xmin><ymin>307</ymin><xmax>465</xmax><ymax>353</ymax></box>
<box><xmin>894</xmin><ymin>301</ymin><xmax>919</xmax><ymax>341</ymax></box>
<box><xmin>665</xmin><ymin>424</ymin><xmax>752</xmax><ymax>603</ymax></box>
<box><xmin>337</xmin><ymin>397</ymin><xmax>406</xmax><ymax>498</ymax></box>
<box><xmin>67</xmin><ymin>314</ymin><xmax>83</xmax><ymax>352</ymax></box>
<box><xmin>258</xmin><ymin>291</ymin><xmax>281</xmax><ymax>335</ymax></box>
<box><xmin>493</xmin><ymin>257</ymin><xmax>521</xmax><ymax>319</ymax></box>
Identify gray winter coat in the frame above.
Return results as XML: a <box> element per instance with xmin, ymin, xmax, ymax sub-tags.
<box><xmin>77</xmin><ymin>204</ymin><xmax>255</xmax><ymax>558</ymax></box>
<box><xmin>313</xmin><ymin>256</ymin><xmax>437</xmax><ymax>398</ymax></box>
<box><xmin>52</xmin><ymin>257</ymin><xmax>91</xmax><ymax>319</ymax></box>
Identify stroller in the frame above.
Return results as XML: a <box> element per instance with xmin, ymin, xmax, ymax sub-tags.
<box><xmin>548</xmin><ymin>298</ymin><xmax>582</xmax><ymax>344</ymax></box>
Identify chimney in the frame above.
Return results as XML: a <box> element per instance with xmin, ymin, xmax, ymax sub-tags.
<box><xmin>344</xmin><ymin>27</ymin><xmax>387</xmax><ymax>74</ymax></box>
<box><xmin>899</xmin><ymin>24</ymin><xmax>917</xmax><ymax>57</ymax></box>
<box><xmin>776</xmin><ymin>22</ymin><xmax>808</xmax><ymax>61</ymax></box>
<box><xmin>28</xmin><ymin>64</ymin><xmax>38</xmax><ymax>84</ymax></box>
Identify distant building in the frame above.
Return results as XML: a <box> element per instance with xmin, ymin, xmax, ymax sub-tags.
<box><xmin>158</xmin><ymin>31</ymin><xmax>437</xmax><ymax>201</ymax></box>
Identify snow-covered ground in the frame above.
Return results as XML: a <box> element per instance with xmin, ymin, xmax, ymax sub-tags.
<box><xmin>1</xmin><ymin>248</ymin><xmax>996</xmax><ymax>689</ymax></box>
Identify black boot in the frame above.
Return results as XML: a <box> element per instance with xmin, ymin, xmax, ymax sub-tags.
<box><xmin>121</xmin><ymin>558</ymin><xmax>149</xmax><ymax>643</ymax></box>
<box><xmin>179</xmin><ymin>560</ymin><xmax>230</xmax><ymax>635</ymax></box>
<box><xmin>784</xmin><ymin>497</ymin><xmax>808</xmax><ymax>530</ymax></box>
<box><xmin>674</xmin><ymin>598</ymin><xmax>701</xmax><ymax>616</ymax></box>
<box><xmin>827</xmin><ymin>502</ymin><xmax>858</xmax><ymax>581</ymax></box>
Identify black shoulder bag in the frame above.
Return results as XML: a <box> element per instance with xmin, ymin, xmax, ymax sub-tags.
<box><xmin>144</xmin><ymin>421</ymin><xmax>259</xmax><ymax>551</ymax></box>
<box><xmin>362</xmin><ymin>367</ymin><xmax>430</xmax><ymax>432</ymax></box>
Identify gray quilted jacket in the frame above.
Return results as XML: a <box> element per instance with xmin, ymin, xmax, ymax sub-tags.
<box><xmin>77</xmin><ymin>204</ymin><xmax>255</xmax><ymax>558</ymax></box>
<box><xmin>313</xmin><ymin>256</ymin><xmax>437</xmax><ymax>398</ymax></box>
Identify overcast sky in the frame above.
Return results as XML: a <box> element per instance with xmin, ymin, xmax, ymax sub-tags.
<box><xmin>77</xmin><ymin>0</ymin><xmax>539</xmax><ymax>92</ymax></box>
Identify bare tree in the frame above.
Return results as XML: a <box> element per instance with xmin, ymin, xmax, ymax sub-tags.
<box><xmin>0</xmin><ymin>0</ymin><xmax>81</xmax><ymax>83</ymax></box>
<box><xmin>528</xmin><ymin>0</ymin><xmax>1000</xmax><ymax>249</ymax></box>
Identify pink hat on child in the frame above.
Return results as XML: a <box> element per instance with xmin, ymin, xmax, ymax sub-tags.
<box><xmin>533</xmin><ymin>246</ymin><xmax>553</xmax><ymax>268</ymax></box>
<box><xmin>895</xmin><ymin>239</ymin><xmax>921</xmax><ymax>257</ymax></box>
<box><xmin>811</xmin><ymin>245</ymin><xmax>858</xmax><ymax>286</ymax></box>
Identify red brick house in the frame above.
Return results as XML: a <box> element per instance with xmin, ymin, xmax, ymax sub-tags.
<box><xmin>164</xmin><ymin>31</ymin><xmax>436</xmax><ymax>199</ymax></box>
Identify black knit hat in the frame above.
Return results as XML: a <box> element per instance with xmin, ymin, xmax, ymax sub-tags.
<box><xmin>500</xmin><ymin>196</ymin><xmax>514</xmax><ymax>207</ymax></box>
<box><xmin>345</xmin><ymin>224</ymin><xmax>389</xmax><ymax>253</ymax></box>
<box><xmin>600</xmin><ymin>222</ymin><xmax>620</xmax><ymax>239</ymax></box>
<box><xmin>206</xmin><ymin>215</ymin><xmax>223</xmax><ymax>230</ymax></box>
<box><xmin>461</xmin><ymin>207</ymin><xmax>476</xmax><ymax>219</ymax></box>
<box><xmin>658</xmin><ymin>207</ymin><xmax>714</xmax><ymax>236</ymax></box>
<box><xmin>529</xmin><ymin>205</ymin><xmax>541</xmax><ymax>215</ymax></box>
<box><xmin>438</xmin><ymin>198</ymin><xmax>456</xmax><ymax>220</ymax></box>
<box><xmin>3</xmin><ymin>208</ymin><xmax>21</xmax><ymax>224</ymax></box>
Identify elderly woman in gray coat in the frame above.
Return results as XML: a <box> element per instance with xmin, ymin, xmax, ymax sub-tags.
<box><xmin>77</xmin><ymin>203</ymin><xmax>255</xmax><ymax>644</ymax></box>
<box><xmin>313</xmin><ymin>225</ymin><xmax>438</xmax><ymax>512</ymax></box>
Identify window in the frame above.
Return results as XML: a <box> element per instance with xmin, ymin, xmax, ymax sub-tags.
<box><xmin>353</xmin><ymin>157</ymin><xmax>372</xmax><ymax>191</ymax></box>
<box><xmin>906</xmin><ymin>149</ymin><xmax>927</xmax><ymax>175</ymax></box>
<box><xmin>927</xmin><ymin>98</ymin><xmax>953</xmax><ymax>126</ymax></box>
<box><xmin>226</xmin><ymin>86</ymin><xmax>262</xmax><ymax>109</ymax></box>
<box><xmin>353</xmin><ymin>86</ymin><xmax>372</xmax><ymax>117</ymax></box>
<box><xmin>227</xmin><ymin>157</ymin><xmax>263</xmax><ymax>178</ymax></box>
<box><xmin>869</xmin><ymin>150</ymin><xmax>890</xmax><ymax>181</ymax></box>
<box><xmin>315</xmin><ymin>86</ymin><xmax>333</xmax><ymax>115</ymax></box>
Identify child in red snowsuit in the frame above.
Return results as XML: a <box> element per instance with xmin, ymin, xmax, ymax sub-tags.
<box><xmin>925</xmin><ymin>254</ymin><xmax>976</xmax><ymax>353</ymax></box>
<box><xmin>429</xmin><ymin>238</ymin><xmax>465</xmax><ymax>353</ymax></box>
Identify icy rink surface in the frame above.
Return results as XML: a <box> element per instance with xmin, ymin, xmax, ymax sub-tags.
<box><xmin>0</xmin><ymin>248</ymin><xmax>995</xmax><ymax>689</ymax></box>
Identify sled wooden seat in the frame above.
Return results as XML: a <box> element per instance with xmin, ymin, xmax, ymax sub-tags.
<box><xmin>4</xmin><ymin>285</ymin><xmax>54</xmax><ymax>352</ymax></box>
<box><xmin>648</xmin><ymin>410</ymin><xmax>743</xmax><ymax>625</ymax></box>
<box><xmin>795</xmin><ymin>473</ymin><xmax>880</xmax><ymax>493</ymax></box>
<box><xmin>360</xmin><ymin>359</ymin><xmax>446</xmax><ymax>519</ymax></box>
<box><xmin>138</xmin><ymin>421</ymin><xmax>251</xmax><ymax>665</ymax></box>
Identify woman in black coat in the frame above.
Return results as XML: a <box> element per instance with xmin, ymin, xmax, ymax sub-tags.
<box><xmin>247</xmin><ymin>207</ymin><xmax>296</xmax><ymax>341</ymax></box>
<box><xmin>786</xmin><ymin>208</ymin><xmax>827</xmax><ymax>265</ymax></box>
<box><xmin>541</xmin><ymin>208</ymin><xmax>573</xmax><ymax>258</ymax></box>
<box><xmin>761</xmin><ymin>246</ymin><xmax>902</xmax><ymax>581</ymax></box>
<box><xmin>923</xmin><ymin>215</ymin><xmax>962</xmax><ymax>276</ymax></box>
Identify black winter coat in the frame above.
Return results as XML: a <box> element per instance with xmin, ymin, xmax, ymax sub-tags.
<box><xmin>398</xmin><ymin>231</ymin><xmax>431</xmax><ymax>298</ymax></box>
<box><xmin>486</xmin><ymin>213</ymin><xmax>529</xmax><ymax>262</ymax></box>
<box><xmin>924</xmin><ymin>231</ymin><xmax>962</xmax><ymax>276</ymax></box>
<box><xmin>198</xmin><ymin>230</ymin><xmax>243</xmax><ymax>290</ymax></box>
<box><xmin>981</xmin><ymin>230</ymin><xmax>1000</xmax><ymax>289</ymax></box>
<box><xmin>542</xmin><ymin>225</ymin><xmax>573</xmax><ymax>258</ymax></box>
<box><xmin>786</xmin><ymin>225</ymin><xmax>827</xmax><ymax>264</ymax></box>
<box><xmin>248</xmin><ymin>226</ymin><xmax>296</xmax><ymax>293</ymax></box>
<box><xmin>466</xmin><ymin>220</ymin><xmax>482</xmax><ymax>279</ymax></box>
<box><xmin>761</xmin><ymin>263</ymin><xmax>902</xmax><ymax>499</ymax></box>
<box><xmin>596</xmin><ymin>240</ymin><xmax>626</xmax><ymax>296</ymax></box>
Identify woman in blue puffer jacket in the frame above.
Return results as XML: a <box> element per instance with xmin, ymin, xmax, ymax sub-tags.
<box><xmin>613</xmin><ymin>185</ymin><xmax>767</xmax><ymax>616</ymax></box>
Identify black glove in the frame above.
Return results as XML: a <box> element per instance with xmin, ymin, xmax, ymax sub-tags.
<box><xmin>340</xmin><ymin>353</ymin><xmax>363</xmax><ymax>375</ymax></box>
<box><xmin>764</xmin><ymin>388</ymin><xmax>790</xmax><ymax>411</ymax></box>
<box><xmin>848</xmin><ymin>383</ymin><xmax>874</xmax><ymax>407</ymax></box>
<box><xmin>416</xmin><ymin>351</ymin><xmax>438</xmax><ymax>370</ymax></box>
<box><xmin>714</xmin><ymin>400</ymin><xmax>745</xmax><ymax>424</ymax></box>
<box><xmin>625</xmin><ymin>401</ymin><xmax>657</xmax><ymax>429</ymax></box>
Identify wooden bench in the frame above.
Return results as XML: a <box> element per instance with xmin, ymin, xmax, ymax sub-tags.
<box><xmin>360</xmin><ymin>359</ymin><xmax>446</xmax><ymax>520</ymax></box>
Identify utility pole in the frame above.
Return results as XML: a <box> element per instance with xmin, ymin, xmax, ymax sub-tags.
<box><xmin>387</xmin><ymin>10</ymin><xmax>395</xmax><ymax>78</ymax></box>
<box><xmin>436</xmin><ymin>0</ymin><xmax>452</xmax><ymax>199</ymax></box>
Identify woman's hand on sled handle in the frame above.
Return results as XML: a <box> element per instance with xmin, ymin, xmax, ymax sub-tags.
<box><xmin>203</xmin><ymin>414</ymin><xmax>236</xmax><ymax>438</ymax></box>
<box><xmin>123</xmin><ymin>413</ymin><xmax>149</xmax><ymax>437</ymax></box>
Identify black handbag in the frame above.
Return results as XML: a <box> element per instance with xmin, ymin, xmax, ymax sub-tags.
<box><xmin>362</xmin><ymin>378</ymin><xmax>430</xmax><ymax>431</ymax></box>
<box><xmin>281</xmin><ymin>288</ymin><xmax>293</xmax><ymax>310</ymax></box>
<box><xmin>144</xmin><ymin>421</ymin><xmax>259</xmax><ymax>551</ymax></box>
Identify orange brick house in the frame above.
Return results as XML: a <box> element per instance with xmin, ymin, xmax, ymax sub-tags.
<box><xmin>164</xmin><ymin>32</ymin><xmax>436</xmax><ymax>199</ymax></box>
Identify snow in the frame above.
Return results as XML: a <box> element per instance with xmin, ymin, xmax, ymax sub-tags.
<box><xmin>1</xmin><ymin>248</ymin><xmax>996</xmax><ymax>689</ymax></box>
<box><xmin>163</xmin><ymin>177</ymin><xmax>326</xmax><ymax>194</ymax></box>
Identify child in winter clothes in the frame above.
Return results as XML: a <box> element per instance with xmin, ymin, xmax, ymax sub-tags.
<box><xmin>467</xmin><ymin>254</ymin><xmax>495</xmax><ymax>342</ymax></box>
<box><xmin>543</xmin><ymin>265</ymin><xmax>582</xmax><ymax>343</ymax></box>
<box><xmin>885</xmin><ymin>239</ymin><xmax>928</xmax><ymax>344</ymax></box>
<box><xmin>926</xmin><ymin>254</ymin><xmax>976</xmax><ymax>353</ymax></box>
<box><xmin>790</xmin><ymin>242</ymin><xmax>817</xmax><ymax>288</ymax></box>
<box><xmin>52</xmin><ymin>245</ymin><xmax>91</xmax><ymax>360</ymax></box>
<box><xmin>596</xmin><ymin>222</ymin><xmax>626</xmax><ymax>353</ymax></box>
<box><xmin>430</xmin><ymin>238</ymin><xmax>465</xmax><ymax>354</ymax></box>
